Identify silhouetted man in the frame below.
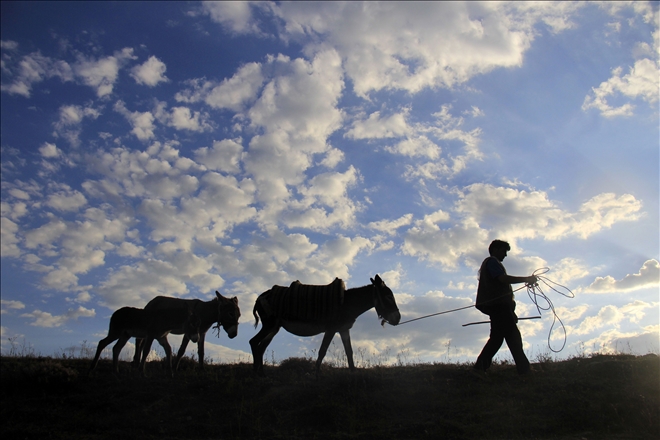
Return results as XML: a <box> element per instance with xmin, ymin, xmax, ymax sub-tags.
<box><xmin>473</xmin><ymin>240</ymin><xmax>538</xmax><ymax>375</ymax></box>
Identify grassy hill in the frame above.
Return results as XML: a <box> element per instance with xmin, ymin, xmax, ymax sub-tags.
<box><xmin>1</xmin><ymin>353</ymin><xmax>658</xmax><ymax>439</ymax></box>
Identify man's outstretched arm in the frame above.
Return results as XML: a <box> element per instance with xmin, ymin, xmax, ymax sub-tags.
<box><xmin>497</xmin><ymin>274</ymin><xmax>538</xmax><ymax>285</ymax></box>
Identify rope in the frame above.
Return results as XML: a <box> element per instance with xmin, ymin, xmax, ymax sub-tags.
<box><xmin>525</xmin><ymin>267</ymin><xmax>575</xmax><ymax>353</ymax></box>
<box><xmin>397</xmin><ymin>304</ymin><xmax>476</xmax><ymax>325</ymax></box>
<box><xmin>397</xmin><ymin>288</ymin><xmax>523</xmax><ymax>325</ymax></box>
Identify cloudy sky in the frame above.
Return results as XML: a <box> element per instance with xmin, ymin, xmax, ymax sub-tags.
<box><xmin>1</xmin><ymin>1</ymin><xmax>658</xmax><ymax>366</ymax></box>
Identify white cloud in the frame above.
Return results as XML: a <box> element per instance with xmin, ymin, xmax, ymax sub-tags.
<box><xmin>247</xmin><ymin>52</ymin><xmax>344</xmax><ymax>145</ymax></box>
<box><xmin>203</xmin><ymin>62</ymin><xmax>264</xmax><ymax>111</ymax></box>
<box><xmin>166</xmin><ymin>106</ymin><xmax>213</xmax><ymax>132</ymax></box>
<box><xmin>283</xmin><ymin>166</ymin><xmax>362</xmax><ymax>231</ymax></box>
<box><xmin>1</xmin><ymin>299</ymin><xmax>25</xmax><ymax>314</ymax></box>
<box><xmin>555</xmin><ymin>305</ymin><xmax>590</xmax><ymax>324</ymax></box>
<box><xmin>605</xmin><ymin>325</ymin><xmax>660</xmax><ymax>355</ymax></box>
<box><xmin>586</xmin><ymin>260</ymin><xmax>660</xmax><ymax>293</ymax></box>
<box><xmin>570</xmin><ymin>192</ymin><xmax>643</xmax><ymax>238</ymax></box>
<box><xmin>85</xmin><ymin>141</ymin><xmax>201</xmax><ymax>201</ymax></box>
<box><xmin>96</xmin><ymin>251</ymin><xmax>225</xmax><ymax>309</ymax></box>
<box><xmin>201</xmin><ymin>230</ymin><xmax>376</xmax><ymax>299</ymax></box>
<box><xmin>113</xmin><ymin>100</ymin><xmax>156</xmax><ymax>141</ymax></box>
<box><xmin>52</xmin><ymin>104</ymin><xmax>101</xmax><ymax>146</ymax></box>
<box><xmin>571</xmin><ymin>301</ymin><xmax>657</xmax><ymax>341</ymax></box>
<box><xmin>0</xmin><ymin>51</ymin><xmax>73</xmax><ymax>97</ymax></box>
<box><xmin>243</xmin><ymin>50</ymin><xmax>345</xmax><ymax>211</ymax></box>
<box><xmin>21</xmin><ymin>306</ymin><xmax>95</xmax><ymax>328</ymax></box>
<box><xmin>1</xmin><ymin>40</ymin><xmax>19</xmax><ymax>51</ymax></box>
<box><xmin>201</xmin><ymin>1</ymin><xmax>264</xmax><ymax>35</ymax></box>
<box><xmin>55</xmin><ymin>104</ymin><xmax>101</xmax><ymax>127</ymax></box>
<box><xmin>96</xmin><ymin>258</ymin><xmax>189</xmax><ymax>308</ymax></box>
<box><xmin>306</xmin><ymin>235</ymin><xmax>375</xmax><ymax>282</ymax></box>
<box><xmin>402</xmin><ymin>184</ymin><xmax>643</xmax><ymax>268</ymax></box>
<box><xmin>20</xmin><ymin>208</ymin><xmax>131</xmax><ymax>292</ymax></box>
<box><xmin>345</xmin><ymin>110</ymin><xmax>410</xmax><ymax>140</ymax></box>
<box><xmin>402</xmin><ymin>216</ymin><xmax>488</xmax><ymax>269</ymax></box>
<box><xmin>116</xmin><ymin>242</ymin><xmax>144</xmax><ymax>258</ymax></box>
<box><xmin>368</xmin><ymin>214</ymin><xmax>414</xmax><ymax>236</ymax></box>
<box><xmin>456</xmin><ymin>185</ymin><xmax>642</xmax><ymax>241</ymax></box>
<box><xmin>545</xmin><ymin>257</ymin><xmax>590</xmax><ymax>286</ymax></box>
<box><xmin>465</xmin><ymin>106</ymin><xmax>485</xmax><ymax>117</ymax></box>
<box><xmin>271</xmin><ymin>2</ymin><xmax>582</xmax><ymax>97</ymax></box>
<box><xmin>386</xmin><ymin>136</ymin><xmax>441</xmax><ymax>160</ymax></box>
<box><xmin>581</xmin><ymin>2</ymin><xmax>659</xmax><ymax>118</ymax></box>
<box><xmin>619</xmin><ymin>300</ymin><xmax>655</xmax><ymax>323</ymax></box>
<box><xmin>24</xmin><ymin>219</ymin><xmax>68</xmax><ymax>250</ymax></box>
<box><xmin>39</xmin><ymin>143</ymin><xmax>60</xmax><ymax>158</ymax></box>
<box><xmin>0</xmin><ymin>46</ymin><xmax>137</xmax><ymax>98</ymax></box>
<box><xmin>583</xmin><ymin>58</ymin><xmax>660</xmax><ymax>117</ymax></box>
<box><xmin>380</xmin><ymin>264</ymin><xmax>404</xmax><ymax>289</ymax></box>
<box><xmin>137</xmin><ymin>172</ymin><xmax>256</xmax><ymax>250</ymax></box>
<box><xmin>45</xmin><ymin>187</ymin><xmax>88</xmax><ymax>212</ymax></box>
<box><xmin>370</xmin><ymin>105</ymin><xmax>484</xmax><ymax>180</ymax></box>
<box><xmin>175</xmin><ymin>51</ymin><xmax>349</xmax><ymax>233</ymax></box>
<box><xmin>195</xmin><ymin>139</ymin><xmax>244</xmax><ymax>173</ymax></box>
<box><xmin>131</xmin><ymin>55</ymin><xmax>169</xmax><ymax>86</ymax></box>
<box><xmin>319</xmin><ymin>148</ymin><xmax>344</xmax><ymax>169</ymax></box>
<box><xmin>74</xmin><ymin>47</ymin><xmax>136</xmax><ymax>97</ymax></box>
<box><xmin>0</xmin><ymin>217</ymin><xmax>21</xmax><ymax>257</ymax></box>
<box><xmin>8</xmin><ymin>188</ymin><xmax>30</xmax><ymax>200</ymax></box>
<box><xmin>569</xmin><ymin>305</ymin><xmax>623</xmax><ymax>336</ymax></box>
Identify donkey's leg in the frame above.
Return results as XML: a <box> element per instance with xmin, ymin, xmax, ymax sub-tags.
<box><xmin>156</xmin><ymin>336</ymin><xmax>174</xmax><ymax>377</ymax></box>
<box><xmin>132</xmin><ymin>337</ymin><xmax>144</xmax><ymax>367</ymax></box>
<box><xmin>195</xmin><ymin>332</ymin><xmax>206</xmax><ymax>369</ymax></box>
<box><xmin>339</xmin><ymin>329</ymin><xmax>355</xmax><ymax>371</ymax></box>
<box><xmin>249</xmin><ymin>322</ymin><xmax>280</xmax><ymax>373</ymax></box>
<box><xmin>112</xmin><ymin>333</ymin><xmax>131</xmax><ymax>374</ymax></box>
<box><xmin>139</xmin><ymin>337</ymin><xmax>155</xmax><ymax>374</ymax></box>
<box><xmin>89</xmin><ymin>334</ymin><xmax>118</xmax><ymax>373</ymax></box>
<box><xmin>316</xmin><ymin>331</ymin><xmax>337</xmax><ymax>373</ymax></box>
<box><xmin>173</xmin><ymin>333</ymin><xmax>192</xmax><ymax>371</ymax></box>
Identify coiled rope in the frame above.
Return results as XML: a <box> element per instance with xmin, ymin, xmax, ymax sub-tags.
<box><xmin>525</xmin><ymin>267</ymin><xmax>575</xmax><ymax>352</ymax></box>
<box><xmin>396</xmin><ymin>267</ymin><xmax>575</xmax><ymax>352</ymax></box>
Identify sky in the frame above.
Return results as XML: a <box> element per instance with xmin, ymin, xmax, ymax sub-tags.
<box><xmin>1</xmin><ymin>1</ymin><xmax>658</xmax><ymax>367</ymax></box>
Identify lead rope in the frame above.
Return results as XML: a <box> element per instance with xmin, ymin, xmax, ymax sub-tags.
<box><xmin>397</xmin><ymin>303</ymin><xmax>477</xmax><ymax>326</ymax></box>
<box><xmin>396</xmin><ymin>288</ymin><xmax>522</xmax><ymax>326</ymax></box>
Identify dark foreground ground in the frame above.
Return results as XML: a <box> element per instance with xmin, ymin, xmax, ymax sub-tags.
<box><xmin>1</xmin><ymin>353</ymin><xmax>658</xmax><ymax>439</ymax></box>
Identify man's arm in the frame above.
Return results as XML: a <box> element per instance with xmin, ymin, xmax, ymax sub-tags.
<box><xmin>497</xmin><ymin>274</ymin><xmax>538</xmax><ymax>285</ymax></box>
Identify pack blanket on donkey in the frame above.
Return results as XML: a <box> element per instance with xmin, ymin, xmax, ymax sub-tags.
<box><xmin>260</xmin><ymin>278</ymin><xmax>346</xmax><ymax>321</ymax></box>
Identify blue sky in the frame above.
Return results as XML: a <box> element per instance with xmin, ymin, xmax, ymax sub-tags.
<box><xmin>1</xmin><ymin>1</ymin><xmax>658</xmax><ymax>366</ymax></box>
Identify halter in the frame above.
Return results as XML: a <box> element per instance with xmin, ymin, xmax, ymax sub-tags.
<box><xmin>213</xmin><ymin>297</ymin><xmax>224</xmax><ymax>336</ymax></box>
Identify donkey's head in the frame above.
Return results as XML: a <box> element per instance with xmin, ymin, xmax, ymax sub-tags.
<box><xmin>216</xmin><ymin>291</ymin><xmax>240</xmax><ymax>339</ymax></box>
<box><xmin>371</xmin><ymin>274</ymin><xmax>401</xmax><ymax>326</ymax></box>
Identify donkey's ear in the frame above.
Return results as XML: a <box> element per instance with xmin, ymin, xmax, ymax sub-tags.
<box><xmin>232</xmin><ymin>296</ymin><xmax>238</xmax><ymax>304</ymax></box>
<box><xmin>370</xmin><ymin>277</ymin><xmax>375</xmax><ymax>285</ymax></box>
<box><xmin>374</xmin><ymin>274</ymin><xmax>383</xmax><ymax>285</ymax></box>
<box><xmin>216</xmin><ymin>291</ymin><xmax>221</xmax><ymax>299</ymax></box>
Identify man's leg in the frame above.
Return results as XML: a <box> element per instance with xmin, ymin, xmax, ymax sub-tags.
<box><xmin>504</xmin><ymin>323</ymin><xmax>530</xmax><ymax>374</ymax></box>
<box><xmin>474</xmin><ymin>314</ymin><xmax>506</xmax><ymax>371</ymax></box>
